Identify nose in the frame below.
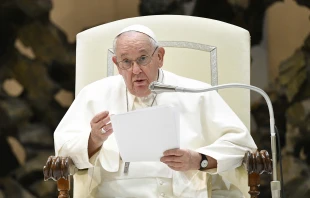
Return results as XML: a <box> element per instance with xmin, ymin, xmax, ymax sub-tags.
<box><xmin>132</xmin><ymin>61</ymin><xmax>142</xmax><ymax>74</ymax></box>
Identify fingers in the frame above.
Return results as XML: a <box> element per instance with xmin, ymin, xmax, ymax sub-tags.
<box><xmin>163</xmin><ymin>148</ymin><xmax>185</xmax><ymax>157</ymax></box>
<box><xmin>161</xmin><ymin>155</ymin><xmax>185</xmax><ymax>171</ymax></box>
<box><xmin>165</xmin><ymin>161</ymin><xmax>182</xmax><ymax>168</ymax></box>
<box><xmin>92</xmin><ymin>111</ymin><xmax>109</xmax><ymax>123</ymax></box>
<box><xmin>160</xmin><ymin>155</ymin><xmax>183</xmax><ymax>163</ymax></box>
<box><xmin>161</xmin><ymin>149</ymin><xmax>194</xmax><ymax>171</ymax></box>
<box><xmin>160</xmin><ymin>149</ymin><xmax>188</xmax><ymax>167</ymax></box>
<box><xmin>101</xmin><ymin>129</ymin><xmax>113</xmax><ymax>137</ymax></box>
<box><xmin>101</xmin><ymin>122</ymin><xmax>113</xmax><ymax>133</ymax></box>
<box><xmin>98</xmin><ymin>116</ymin><xmax>111</xmax><ymax>130</ymax></box>
<box><xmin>90</xmin><ymin>111</ymin><xmax>113</xmax><ymax>134</ymax></box>
<box><xmin>168</xmin><ymin>165</ymin><xmax>183</xmax><ymax>171</ymax></box>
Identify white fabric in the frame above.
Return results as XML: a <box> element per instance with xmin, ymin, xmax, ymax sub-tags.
<box><xmin>54</xmin><ymin>70</ymin><xmax>257</xmax><ymax>198</ymax></box>
<box><xmin>92</xmin><ymin>177</ymin><xmax>174</xmax><ymax>198</ymax></box>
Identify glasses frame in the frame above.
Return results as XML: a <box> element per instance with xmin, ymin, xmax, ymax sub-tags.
<box><xmin>116</xmin><ymin>46</ymin><xmax>159</xmax><ymax>70</ymax></box>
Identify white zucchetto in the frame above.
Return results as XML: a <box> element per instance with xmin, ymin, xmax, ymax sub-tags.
<box><xmin>116</xmin><ymin>24</ymin><xmax>157</xmax><ymax>42</ymax></box>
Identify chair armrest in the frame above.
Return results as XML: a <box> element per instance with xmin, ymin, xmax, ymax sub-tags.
<box><xmin>244</xmin><ymin>150</ymin><xmax>272</xmax><ymax>174</ymax></box>
<box><xmin>243</xmin><ymin>150</ymin><xmax>273</xmax><ymax>198</ymax></box>
<box><xmin>43</xmin><ymin>156</ymin><xmax>74</xmax><ymax>181</ymax></box>
<box><xmin>43</xmin><ymin>156</ymin><xmax>76</xmax><ymax>198</ymax></box>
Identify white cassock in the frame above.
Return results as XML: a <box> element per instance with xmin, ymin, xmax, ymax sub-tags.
<box><xmin>54</xmin><ymin>69</ymin><xmax>257</xmax><ymax>198</ymax></box>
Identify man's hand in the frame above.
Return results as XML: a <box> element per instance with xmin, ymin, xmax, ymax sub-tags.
<box><xmin>160</xmin><ymin>149</ymin><xmax>201</xmax><ymax>171</ymax></box>
<box><xmin>88</xmin><ymin>111</ymin><xmax>113</xmax><ymax>157</ymax></box>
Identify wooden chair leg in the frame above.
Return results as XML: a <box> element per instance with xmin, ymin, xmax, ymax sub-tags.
<box><xmin>57</xmin><ymin>177</ymin><xmax>70</xmax><ymax>198</ymax></box>
<box><xmin>248</xmin><ymin>172</ymin><xmax>260</xmax><ymax>198</ymax></box>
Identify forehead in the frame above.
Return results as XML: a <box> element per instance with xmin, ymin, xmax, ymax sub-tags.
<box><xmin>115</xmin><ymin>32</ymin><xmax>153</xmax><ymax>52</ymax></box>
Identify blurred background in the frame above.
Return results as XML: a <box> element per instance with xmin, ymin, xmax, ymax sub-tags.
<box><xmin>0</xmin><ymin>0</ymin><xmax>309</xmax><ymax>197</ymax></box>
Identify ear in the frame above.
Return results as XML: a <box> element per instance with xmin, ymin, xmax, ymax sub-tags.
<box><xmin>112</xmin><ymin>56</ymin><xmax>117</xmax><ymax>65</ymax></box>
<box><xmin>157</xmin><ymin>47</ymin><xmax>165</xmax><ymax>68</ymax></box>
<box><xmin>112</xmin><ymin>56</ymin><xmax>121</xmax><ymax>73</ymax></box>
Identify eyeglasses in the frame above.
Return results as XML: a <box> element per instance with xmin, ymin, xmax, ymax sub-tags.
<box><xmin>116</xmin><ymin>46</ymin><xmax>158</xmax><ymax>70</ymax></box>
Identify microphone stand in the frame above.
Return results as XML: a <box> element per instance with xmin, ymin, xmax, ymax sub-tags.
<box><xmin>149</xmin><ymin>82</ymin><xmax>282</xmax><ymax>198</ymax></box>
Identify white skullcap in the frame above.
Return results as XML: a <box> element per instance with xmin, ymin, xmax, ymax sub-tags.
<box><xmin>116</xmin><ymin>24</ymin><xmax>157</xmax><ymax>42</ymax></box>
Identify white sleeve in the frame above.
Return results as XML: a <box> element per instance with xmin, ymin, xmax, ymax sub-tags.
<box><xmin>196</xmin><ymin>91</ymin><xmax>257</xmax><ymax>174</ymax></box>
<box><xmin>54</xmin><ymin>87</ymin><xmax>94</xmax><ymax>169</ymax></box>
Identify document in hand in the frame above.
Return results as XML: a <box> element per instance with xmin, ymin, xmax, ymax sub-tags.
<box><xmin>110</xmin><ymin>105</ymin><xmax>180</xmax><ymax>162</ymax></box>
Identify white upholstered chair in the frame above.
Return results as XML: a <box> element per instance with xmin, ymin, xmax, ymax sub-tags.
<box><xmin>43</xmin><ymin>15</ymin><xmax>272</xmax><ymax>198</ymax></box>
<box><xmin>75</xmin><ymin>15</ymin><xmax>251</xmax><ymax>129</ymax></box>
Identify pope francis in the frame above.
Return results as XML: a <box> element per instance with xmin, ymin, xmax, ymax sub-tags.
<box><xmin>54</xmin><ymin>24</ymin><xmax>257</xmax><ymax>198</ymax></box>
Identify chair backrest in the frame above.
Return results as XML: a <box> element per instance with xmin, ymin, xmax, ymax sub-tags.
<box><xmin>76</xmin><ymin>15</ymin><xmax>251</xmax><ymax>130</ymax></box>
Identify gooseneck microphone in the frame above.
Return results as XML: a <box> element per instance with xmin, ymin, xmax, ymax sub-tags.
<box><xmin>149</xmin><ymin>81</ymin><xmax>282</xmax><ymax>198</ymax></box>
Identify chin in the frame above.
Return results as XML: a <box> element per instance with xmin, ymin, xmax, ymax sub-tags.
<box><xmin>134</xmin><ymin>89</ymin><xmax>151</xmax><ymax>97</ymax></box>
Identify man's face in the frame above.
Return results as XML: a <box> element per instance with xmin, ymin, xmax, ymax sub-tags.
<box><xmin>112</xmin><ymin>32</ymin><xmax>165</xmax><ymax>97</ymax></box>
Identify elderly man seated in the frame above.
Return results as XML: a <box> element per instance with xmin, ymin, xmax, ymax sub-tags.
<box><xmin>54</xmin><ymin>24</ymin><xmax>257</xmax><ymax>198</ymax></box>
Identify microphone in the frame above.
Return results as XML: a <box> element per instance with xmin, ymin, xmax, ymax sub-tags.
<box><xmin>148</xmin><ymin>81</ymin><xmax>180</xmax><ymax>93</ymax></box>
<box><xmin>149</xmin><ymin>81</ymin><xmax>282</xmax><ymax>198</ymax></box>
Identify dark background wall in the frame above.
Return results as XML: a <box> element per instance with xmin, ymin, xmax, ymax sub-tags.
<box><xmin>0</xmin><ymin>0</ymin><xmax>309</xmax><ymax>197</ymax></box>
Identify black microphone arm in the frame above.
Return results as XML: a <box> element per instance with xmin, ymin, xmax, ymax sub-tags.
<box><xmin>149</xmin><ymin>81</ymin><xmax>281</xmax><ymax>198</ymax></box>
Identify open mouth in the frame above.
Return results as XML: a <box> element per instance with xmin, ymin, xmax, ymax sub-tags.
<box><xmin>134</xmin><ymin>79</ymin><xmax>147</xmax><ymax>86</ymax></box>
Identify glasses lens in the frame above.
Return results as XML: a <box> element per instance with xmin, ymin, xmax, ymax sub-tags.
<box><xmin>119</xmin><ymin>61</ymin><xmax>131</xmax><ymax>69</ymax></box>
<box><xmin>137</xmin><ymin>56</ymin><xmax>150</xmax><ymax>66</ymax></box>
<box><xmin>117</xmin><ymin>50</ymin><xmax>155</xmax><ymax>70</ymax></box>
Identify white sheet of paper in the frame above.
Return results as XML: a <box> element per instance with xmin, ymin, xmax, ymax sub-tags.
<box><xmin>110</xmin><ymin>105</ymin><xmax>180</xmax><ymax>162</ymax></box>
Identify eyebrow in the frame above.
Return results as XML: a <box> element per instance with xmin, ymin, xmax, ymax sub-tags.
<box><xmin>120</xmin><ymin>53</ymin><xmax>129</xmax><ymax>58</ymax></box>
<box><xmin>120</xmin><ymin>49</ymin><xmax>150</xmax><ymax>58</ymax></box>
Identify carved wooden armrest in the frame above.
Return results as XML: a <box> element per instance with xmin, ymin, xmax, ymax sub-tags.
<box><xmin>243</xmin><ymin>150</ymin><xmax>273</xmax><ymax>198</ymax></box>
<box><xmin>43</xmin><ymin>156</ymin><xmax>75</xmax><ymax>198</ymax></box>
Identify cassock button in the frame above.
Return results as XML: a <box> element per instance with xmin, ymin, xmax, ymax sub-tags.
<box><xmin>160</xmin><ymin>192</ymin><xmax>165</xmax><ymax>197</ymax></box>
<box><xmin>159</xmin><ymin>180</ymin><xmax>164</xmax><ymax>185</ymax></box>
